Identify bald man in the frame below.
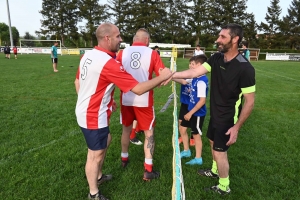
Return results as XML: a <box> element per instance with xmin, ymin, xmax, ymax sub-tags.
<box><xmin>116</xmin><ymin>28</ymin><xmax>165</xmax><ymax>181</ymax></box>
<box><xmin>75</xmin><ymin>23</ymin><xmax>172</xmax><ymax>200</ymax></box>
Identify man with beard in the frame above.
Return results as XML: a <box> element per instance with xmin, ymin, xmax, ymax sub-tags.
<box><xmin>75</xmin><ymin>23</ymin><xmax>172</xmax><ymax>200</ymax></box>
<box><xmin>169</xmin><ymin>24</ymin><xmax>255</xmax><ymax>195</ymax></box>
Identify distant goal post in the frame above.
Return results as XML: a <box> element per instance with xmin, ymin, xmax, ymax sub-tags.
<box><xmin>19</xmin><ymin>39</ymin><xmax>62</xmax><ymax>55</ymax></box>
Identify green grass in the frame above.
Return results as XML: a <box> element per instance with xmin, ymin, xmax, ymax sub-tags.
<box><xmin>0</xmin><ymin>54</ymin><xmax>299</xmax><ymax>200</ymax></box>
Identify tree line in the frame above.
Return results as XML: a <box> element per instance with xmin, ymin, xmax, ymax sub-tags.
<box><xmin>1</xmin><ymin>0</ymin><xmax>300</xmax><ymax>49</ymax></box>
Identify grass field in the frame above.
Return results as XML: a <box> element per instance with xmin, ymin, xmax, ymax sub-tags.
<box><xmin>0</xmin><ymin>54</ymin><xmax>299</xmax><ymax>200</ymax></box>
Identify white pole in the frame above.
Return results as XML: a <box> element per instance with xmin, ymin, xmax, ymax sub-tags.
<box><xmin>6</xmin><ymin>0</ymin><xmax>14</xmax><ymax>47</ymax></box>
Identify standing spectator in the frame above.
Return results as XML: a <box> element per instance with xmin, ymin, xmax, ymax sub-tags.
<box><xmin>75</xmin><ymin>23</ymin><xmax>172</xmax><ymax>200</ymax></box>
<box><xmin>51</xmin><ymin>42</ymin><xmax>59</xmax><ymax>72</ymax></box>
<box><xmin>170</xmin><ymin>23</ymin><xmax>255</xmax><ymax>195</ymax></box>
<box><xmin>7</xmin><ymin>46</ymin><xmax>11</xmax><ymax>59</ymax></box>
<box><xmin>13</xmin><ymin>46</ymin><xmax>18</xmax><ymax>59</ymax></box>
<box><xmin>241</xmin><ymin>41</ymin><xmax>250</xmax><ymax>61</ymax></box>
<box><xmin>4</xmin><ymin>46</ymin><xmax>7</xmax><ymax>58</ymax></box>
<box><xmin>194</xmin><ymin>44</ymin><xmax>204</xmax><ymax>56</ymax></box>
<box><xmin>154</xmin><ymin>45</ymin><xmax>160</xmax><ymax>56</ymax></box>
<box><xmin>116</xmin><ymin>28</ymin><xmax>166</xmax><ymax>181</ymax></box>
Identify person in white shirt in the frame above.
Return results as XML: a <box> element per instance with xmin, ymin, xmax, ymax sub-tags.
<box><xmin>194</xmin><ymin>44</ymin><xmax>204</xmax><ymax>56</ymax></box>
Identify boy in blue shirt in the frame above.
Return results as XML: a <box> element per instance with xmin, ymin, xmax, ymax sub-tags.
<box><xmin>180</xmin><ymin>55</ymin><xmax>209</xmax><ymax>165</ymax></box>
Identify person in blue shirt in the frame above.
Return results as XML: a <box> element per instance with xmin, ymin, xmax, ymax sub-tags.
<box><xmin>174</xmin><ymin>55</ymin><xmax>209</xmax><ymax>165</ymax></box>
<box><xmin>181</xmin><ymin>55</ymin><xmax>208</xmax><ymax>165</ymax></box>
<box><xmin>241</xmin><ymin>41</ymin><xmax>250</xmax><ymax>61</ymax></box>
<box><xmin>51</xmin><ymin>42</ymin><xmax>59</xmax><ymax>72</ymax></box>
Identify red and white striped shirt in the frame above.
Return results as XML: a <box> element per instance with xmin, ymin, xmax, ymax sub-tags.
<box><xmin>75</xmin><ymin>46</ymin><xmax>138</xmax><ymax>129</ymax></box>
<box><xmin>116</xmin><ymin>42</ymin><xmax>165</xmax><ymax>107</ymax></box>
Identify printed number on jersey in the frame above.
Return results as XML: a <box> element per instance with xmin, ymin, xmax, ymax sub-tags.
<box><xmin>130</xmin><ymin>52</ymin><xmax>141</xmax><ymax>69</ymax></box>
<box><xmin>81</xmin><ymin>59</ymin><xmax>92</xmax><ymax>80</ymax></box>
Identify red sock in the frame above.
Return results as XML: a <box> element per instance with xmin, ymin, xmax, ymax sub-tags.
<box><xmin>130</xmin><ymin>128</ymin><xmax>136</xmax><ymax>140</ymax></box>
<box><xmin>144</xmin><ymin>163</ymin><xmax>153</xmax><ymax>172</ymax></box>
<box><xmin>121</xmin><ymin>157</ymin><xmax>128</xmax><ymax>162</ymax></box>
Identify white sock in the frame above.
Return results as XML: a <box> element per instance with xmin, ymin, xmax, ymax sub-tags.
<box><xmin>121</xmin><ymin>152</ymin><xmax>128</xmax><ymax>158</ymax></box>
<box><xmin>145</xmin><ymin>158</ymin><xmax>153</xmax><ymax>165</ymax></box>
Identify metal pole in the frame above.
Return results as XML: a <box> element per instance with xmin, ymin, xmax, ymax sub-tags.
<box><xmin>6</xmin><ymin>0</ymin><xmax>14</xmax><ymax>47</ymax></box>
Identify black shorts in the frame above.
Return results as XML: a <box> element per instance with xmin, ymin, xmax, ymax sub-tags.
<box><xmin>179</xmin><ymin>103</ymin><xmax>190</xmax><ymax>128</ymax></box>
<box><xmin>51</xmin><ymin>58</ymin><xmax>58</xmax><ymax>63</ymax></box>
<box><xmin>206</xmin><ymin>119</ymin><xmax>233</xmax><ymax>152</ymax></box>
<box><xmin>81</xmin><ymin>126</ymin><xmax>110</xmax><ymax>150</ymax></box>
<box><xmin>179</xmin><ymin>103</ymin><xmax>188</xmax><ymax>121</ymax></box>
<box><xmin>190</xmin><ymin>115</ymin><xmax>205</xmax><ymax>135</ymax></box>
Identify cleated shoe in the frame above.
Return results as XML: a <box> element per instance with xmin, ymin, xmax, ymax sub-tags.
<box><xmin>180</xmin><ymin>149</ymin><xmax>191</xmax><ymax>158</ymax></box>
<box><xmin>97</xmin><ymin>174</ymin><xmax>112</xmax><ymax>185</ymax></box>
<box><xmin>197</xmin><ymin>169</ymin><xmax>219</xmax><ymax>178</ymax></box>
<box><xmin>130</xmin><ymin>138</ymin><xmax>143</xmax><ymax>145</ymax></box>
<box><xmin>185</xmin><ymin>157</ymin><xmax>203</xmax><ymax>165</ymax></box>
<box><xmin>205</xmin><ymin>185</ymin><xmax>231</xmax><ymax>195</ymax></box>
<box><xmin>143</xmin><ymin>170</ymin><xmax>160</xmax><ymax>181</ymax></box>
<box><xmin>88</xmin><ymin>191</ymin><xmax>109</xmax><ymax>200</ymax></box>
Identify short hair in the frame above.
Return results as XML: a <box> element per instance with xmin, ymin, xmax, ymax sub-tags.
<box><xmin>241</xmin><ymin>41</ymin><xmax>248</xmax><ymax>48</ymax></box>
<box><xmin>189</xmin><ymin>56</ymin><xmax>195</xmax><ymax>63</ymax></box>
<box><xmin>221</xmin><ymin>23</ymin><xmax>243</xmax><ymax>45</ymax></box>
<box><xmin>192</xmin><ymin>54</ymin><xmax>207</xmax><ymax>64</ymax></box>
<box><xmin>196</xmin><ymin>44</ymin><xmax>200</xmax><ymax>47</ymax></box>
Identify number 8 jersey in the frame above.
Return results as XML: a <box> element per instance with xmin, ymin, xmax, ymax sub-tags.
<box><xmin>116</xmin><ymin>42</ymin><xmax>165</xmax><ymax>107</ymax></box>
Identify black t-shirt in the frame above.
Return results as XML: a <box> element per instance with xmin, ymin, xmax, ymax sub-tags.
<box><xmin>206</xmin><ymin>52</ymin><xmax>255</xmax><ymax>124</ymax></box>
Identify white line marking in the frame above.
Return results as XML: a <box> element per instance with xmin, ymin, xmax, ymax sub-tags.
<box><xmin>0</xmin><ymin>129</ymin><xmax>81</xmax><ymax>165</ymax></box>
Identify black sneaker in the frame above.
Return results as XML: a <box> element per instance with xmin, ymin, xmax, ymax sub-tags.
<box><xmin>97</xmin><ymin>174</ymin><xmax>112</xmax><ymax>185</ymax></box>
<box><xmin>130</xmin><ymin>137</ymin><xmax>143</xmax><ymax>145</ymax></box>
<box><xmin>198</xmin><ymin>169</ymin><xmax>219</xmax><ymax>178</ymax></box>
<box><xmin>121</xmin><ymin>158</ymin><xmax>129</xmax><ymax>168</ymax></box>
<box><xmin>143</xmin><ymin>170</ymin><xmax>160</xmax><ymax>181</ymax></box>
<box><xmin>88</xmin><ymin>191</ymin><xmax>109</xmax><ymax>200</ymax></box>
<box><xmin>206</xmin><ymin>185</ymin><xmax>231</xmax><ymax>195</ymax></box>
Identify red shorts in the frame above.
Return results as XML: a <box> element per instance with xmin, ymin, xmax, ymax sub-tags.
<box><xmin>120</xmin><ymin>106</ymin><xmax>155</xmax><ymax>131</ymax></box>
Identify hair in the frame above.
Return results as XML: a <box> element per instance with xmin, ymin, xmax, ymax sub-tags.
<box><xmin>196</xmin><ymin>44</ymin><xmax>200</xmax><ymax>47</ymax></box>
<box><xmin>191</xmin><ymin>54</ymin><xmax>207</xmax><ymax>64</ymax></box>
<box><xmin>135</xmin><ymin>28</ymin><xmax>150</xmax><ymax>39</ymax></box>
<box><xmin>189</xmin><ymin>56</ymin><xmax>195</xmax><ymax>63</ymax></box>
<box><xmin>221</xmin><ymin>23</ymin><xmax>243</xmax><ymax>45</ymax></box>
<box><xmin>241</xmin><ymin>41</ymin><xmax>248</xmax><ymax>48</ymax></box>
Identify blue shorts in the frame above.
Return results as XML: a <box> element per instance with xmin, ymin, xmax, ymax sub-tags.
<box><xmin>81</xmin><ymin>126</ymin><xmax>110</xmax><ymax>150</ymax></box>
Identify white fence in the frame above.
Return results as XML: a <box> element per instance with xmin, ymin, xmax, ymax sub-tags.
<box><xmin>266</xmin><ymin>53</ymin><xmax>300</xmax><ymax>61</ymax></box>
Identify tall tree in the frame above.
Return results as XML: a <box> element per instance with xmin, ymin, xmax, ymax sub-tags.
<box><xmin>165</xmin><ymin>0</ymin><xmax>191</xmax><ymax>44</ymax></box>
<box><xmin>11</xmin><ymin>27</ymin><xmax>20</xmax><ymax>46</ymax></box>
<box><xmin>107</xmin><ymin>0</ymin><xmax>132</xmax><ymax>42</ymax></box>
<box><xmin>281</xmin><ymin>0</ymin><xmax>300</xmax><ymax>49</ymax></box>
<box><xmin>243</xmin><ymin>13</ymin><xmax>259</xmax><ymax>48</ymax></box>
<box><xmin>0</xmin><ymin>23</ymin><xmax>9</xmax><ymax>45</ymax></box>
<box><xmin>109</xmin><ymin>0</ymin><xmax>169</xmax><ymax>43</ymax></box>
<box><xmin>187</xmin><ymin>0</ymin><xmax>210</xmax><ymax>46</ymax></box>
<box><xmin>37</xmin><ymin>0</ymin><xmax>79</xmax><ymax>45</ymax></box>
<box><xmin>259</xmin><ymin>0</ymin><xmax>282</xmax><ymax>48</ymax></box>
<box><xmin>78</xmin><ymin>0</ymin><xmax>110</xmax><ymax>47</ymax></box>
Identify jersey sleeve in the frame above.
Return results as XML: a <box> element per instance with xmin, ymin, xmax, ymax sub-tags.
<box><xmin>240</xmin><ymin>66</ymin><xmax>256</xmax><ymax>94</ymax></box>
<box><xmin>197</xmin><ymin>81</ymin><xmax>207</xmax><ymax>97</ymax></box>
<box><xmin>151</xmin><ymin>50</ymin><xmax>165</xmax><ymax>76</ymax></box>
<box><xmin>103</xmin><ymin>59</ymin><xmax>139</xmax><ymax>93</ymax></box>
<box><xmin>116</xmin><ymin>50</ymin><xmax>123</xmax><ymax>63</ymax></box>
<box><xmin>75</xmin><ymin>67</ymin><xmax>80</xmax><ymax>79</ymax></box>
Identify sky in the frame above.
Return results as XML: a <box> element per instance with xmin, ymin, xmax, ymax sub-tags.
<box><xmin>0</xmin><ymin>0</ymin><xmax>293</xmax><ymax>37</ymax></box>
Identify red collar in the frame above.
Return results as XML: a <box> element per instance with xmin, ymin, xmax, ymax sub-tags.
<box><xmin>94</xmin><ymin>46</ymin><xmax>116</xmax><ymax>58</ymax></box>
<box><xmin>132</xmin><ymin>42</ymin><xmax>147</xmax><ymax>47</ymax></box>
